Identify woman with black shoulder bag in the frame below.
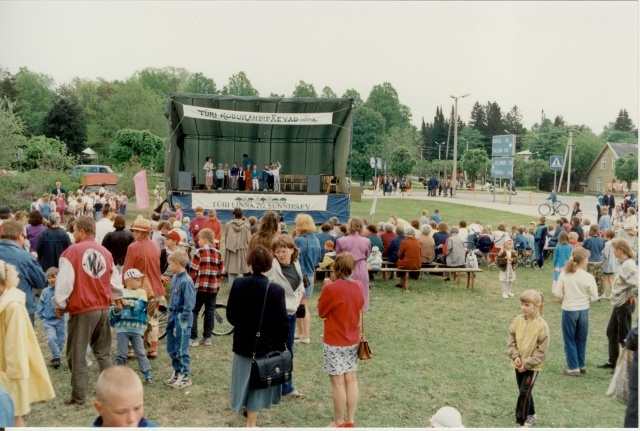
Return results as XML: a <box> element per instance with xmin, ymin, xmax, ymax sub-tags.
<box><xmin>227</xmin><ymin>245</ymin><xmax>289</xmax><ymax>427</ymax></box>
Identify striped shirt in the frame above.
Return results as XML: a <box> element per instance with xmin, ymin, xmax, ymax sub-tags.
<box><xmin>188</xmin><ymin>244</ymin><xmax>225</xmax><ymax>294</ymax></box>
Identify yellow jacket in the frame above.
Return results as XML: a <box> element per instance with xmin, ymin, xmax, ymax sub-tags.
<box><xmin>507</xmin><ymin>313</ymin><xmax>550</xmax><ymax>372</ymax></box>
<box><xmin>0</xmin><ymin>287</ymin><xmax>55</xmax><ymax>415</ymax></box>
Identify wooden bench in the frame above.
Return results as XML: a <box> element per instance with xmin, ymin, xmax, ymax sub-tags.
<box><xmin>316</xmin><ymin>267</ymin><xmax>482</xmax><ymax>292</ymax></box>
<box><xmin>379</xmin><ymin>260</ymin><xmax>443</xmax><ymax>280</ymax></box>
<box><xmin>376</xmin><ymin>267</ymin><xmax>482</xmax><ymax>292</ymax></box>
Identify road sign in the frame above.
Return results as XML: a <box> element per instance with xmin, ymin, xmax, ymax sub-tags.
<box><xmin>550</xmin><ymin>155</ymin><xmax>563</xmax><ymax>171</ymax></box>
<box><xmin>491</xmin><ymin>157</ymin><xmax>514</xmax><ymax>179</ymax></box>
<box><xmin>376</xmin><ymin>158</ymin><xmax>382</xmax><ymax>169</ymax></box>
<box><xmin>492</xmin><ymin>135</ymin><xmax>516</xmax><ymax>157</ymax></box>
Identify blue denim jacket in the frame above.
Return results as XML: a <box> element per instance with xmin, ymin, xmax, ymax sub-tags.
<box><xmin>168</xmin><ymin>271</ymin><xmax>196</xmax><ymax>320</ymax></box>
<box><xmin>0</xmin><ymin>239</ymin><xmax>47</xmax><ymax>314</ymax></box>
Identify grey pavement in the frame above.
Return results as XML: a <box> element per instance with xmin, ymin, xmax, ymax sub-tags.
<box><xmin>360</xmin><ymin>187</ymin><xmax>601</xmax><ymax>223</ymax></box>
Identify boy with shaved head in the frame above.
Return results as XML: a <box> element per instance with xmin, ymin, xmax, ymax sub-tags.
<box><xmin>93</xmin><ymin>366</ymin><xmax>158</xmax><ymax>427</ymax></box>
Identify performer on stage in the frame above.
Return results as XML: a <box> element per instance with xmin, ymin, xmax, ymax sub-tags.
<box><xmin>251</xmin><ymin>165</ymin><xmax>260</xmax><ymax>191</ymax></box>
<box><xmin>242</xmin><ymin>153</ymin><xmax>253</xmax><ymax>171</ymax></box>
<box><xmin>243</xmin><ymin>165</ymin><xmax>251</xmax><ymax>191</ymax></box>
<box><xmin>216</xmin><ymin>164</ymin><xmax>224</xmax><ymax>190</ymax></box>
<box><xmin>270</xmin><ymin>162</ymin><xmax>282</xmax><ymax>193</ymax></box>
<box><xmin>203</xmin><ymin>157</ymin><xmax>214</xmax><ymax>191</ymax></box>
<box><xmin>263</xmin><ymin>164</ymin><xmax>272</xmax><ymax>191</ymax></box>
<box><xmin>230</xmin><ymin>162</ymin><xmax>240</xmax><ymax>190</ymax></box>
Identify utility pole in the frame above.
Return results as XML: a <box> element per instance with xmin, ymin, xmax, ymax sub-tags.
<box><xmin>450</xmin><ymin>93</ymin><xmax>470</xmax><ymax>197</ymax></box>
<box><xmin>566</xmin><ymin>127</ymin><xmax>573</xmax><ymax>193</ymax></box>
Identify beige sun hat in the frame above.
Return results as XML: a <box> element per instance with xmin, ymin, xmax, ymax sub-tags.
<box><xmin>130</xmin><ymin>217</ymin><xmax>153</xmax><ymax>232</ymax></box>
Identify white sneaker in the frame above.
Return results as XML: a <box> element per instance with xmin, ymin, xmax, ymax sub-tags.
<box><xmin>171</xmin><ymin>374</ymin><xmax>192</xmax><ymax>389</ymax></box>
<box><xmin>189</xmin><ymin>339</ymin><xmax>201</xmax><ymax>347</ymax></box>
<box><xmin>502</xmin><ymin>293</ymin><xmax>509</xmax><ymax>299</ymax></box>
<box><xmin>599</xmin><ymin>294</ymin><xmax>607</xmax><ymax>300</ymax></box>
<box><xmin>508</xmin><ymin>292</ymin><xmax>515</xmax><ymax>297</ymax></box>
<box><xmin>164</xmin><ymin>370</ymin><xmax>178</xmax><ymax>385</ymax></box>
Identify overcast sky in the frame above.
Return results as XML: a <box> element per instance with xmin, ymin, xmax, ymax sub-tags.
<box><xmin>0</xmin><ymin>1</ymin><xmax>637</xmax><ymax>134</ymax></box>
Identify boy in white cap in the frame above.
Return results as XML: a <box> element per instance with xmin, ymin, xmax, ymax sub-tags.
<box><xmin>111</xmin><ymin>268</ymin><xmax>154</xmax><ymax>384</ymax></box>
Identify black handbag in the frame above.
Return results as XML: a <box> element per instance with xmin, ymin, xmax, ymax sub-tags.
<box><xmin>296</xmin><ymin>303</ymin><xmax>306</xmax><ymax>318</ymax></box>
<box><xmin>302</xmin><ymin>274</ymin><xmax>311</xmax><ymax>288</ymax></box>
<box><xmin>249</xmin><ymin>282</ymin><xmax>293</xmax><ymax>389</ymax></box>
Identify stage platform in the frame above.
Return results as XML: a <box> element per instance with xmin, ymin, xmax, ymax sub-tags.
<box><xmin>169</xmin><ymin>191</ymin><xmax>350</xmax><ymax>224</ymax></box>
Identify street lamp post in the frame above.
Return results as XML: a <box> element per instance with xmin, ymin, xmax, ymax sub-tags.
<box><xmin>436</xmin><ymin>141</ymin><xmax>445</xmax><ymax>160</ymax></box>
<box><xmin>450</xmin><ymin>93</ymin><xmax>470</xmax><ymax>197</ymax></box>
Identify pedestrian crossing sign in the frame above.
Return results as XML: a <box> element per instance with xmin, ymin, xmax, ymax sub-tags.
<box><xmin>550</xmin><ymin>156</ymin><xmax>563</xmax><ymax>171</ymax></box>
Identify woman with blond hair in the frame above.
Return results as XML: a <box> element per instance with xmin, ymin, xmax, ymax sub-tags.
<box><xmin>555</xmin><ymin>248</ymin><xmax>598</xmax><ymax>376</ymax></box>
<box><xmin>336</xmin><ymin>217</ymin><xmax>372</xmax><ymax>309</ymax></box>
<box><xmin>293</xmin><ymin>214</ymin><xmax>321</xmax><ymax>344</ymax></box>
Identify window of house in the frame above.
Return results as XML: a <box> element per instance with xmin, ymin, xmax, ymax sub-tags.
<box><xmin>601</xmin><ymin>159</ymin><xmax>606</xmax><ymax>170</ymax></box>
<box><xmin>597</xmin><ymin>178</ymin><xmax>603</xmax><ymax>190</ymax></box>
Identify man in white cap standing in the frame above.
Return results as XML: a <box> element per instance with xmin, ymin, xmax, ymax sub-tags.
<box><xmin>122</xmin><ymin>217</ymin><xmax>163</xmax><ymax>359</ymax></box>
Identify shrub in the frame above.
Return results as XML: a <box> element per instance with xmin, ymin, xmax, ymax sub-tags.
<box><xmin>0</xmin><ymin>170</ymin><xmax>80</xmax><ymax>210</ymax></box>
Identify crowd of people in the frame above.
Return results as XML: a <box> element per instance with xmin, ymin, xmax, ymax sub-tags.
<box><xmin>0</xmin><ymin>187</ymin><xmax>637</xmax><ymax>428</ymax></box>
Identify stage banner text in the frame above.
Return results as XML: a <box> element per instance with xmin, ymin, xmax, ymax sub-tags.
<box><xmin>191</xmin><ymin>193</ymin><xmax>329</xmax><ymax>211</ymax></box>
<box><xmin>182</xmin><ymin>104</ymin><xmax>333</xmax><ymax>125</ymax></box>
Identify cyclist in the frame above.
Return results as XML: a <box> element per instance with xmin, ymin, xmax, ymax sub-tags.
<box><xmin>548</xmin><ymin>190</ymin><xmax>559</xmax><ymax>215</ymax></box>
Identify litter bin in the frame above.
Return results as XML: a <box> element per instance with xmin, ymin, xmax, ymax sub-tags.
<box><xmin>350</xmin><ymin>184</ymin><xmax>361</xmax><ymax>202</ymax></box>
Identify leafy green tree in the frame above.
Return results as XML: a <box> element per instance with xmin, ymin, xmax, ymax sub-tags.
<box><xmin>221</xmin><ymin>71</ymin><xmax>259</xmax><ymax>96</ymax></box>
<box><xmin>41</xmin><ymin>85</ymin><xmax>88</xmax><ymax>154</ymax></box>
<box><xmin>512</xmin><ymin>155</ymin><xmax>529</xmax><ymax>186</ymax></box>
<box><xmin>0</xmin><ymin>68</ymin><xmax>19</xmax><ymax>103</ymax></box>
<box><xmin>291</xmin><ymin>80</ymin><xmax>317</xmax><ymax>98</ymax></box>
<box><xmin>615</xmin><ymin>153</ymin><xmax>638</xmax><ymax>190</ymax></box>
<box><xmin>0</xmin><ymin>97</ymin><xmax>27</xmax><ymax>169</ymax></box>
<box><xmin>390</xmin><ymin>146</ymin><xmax>416</xmax><ymax>177</ymax></box>
<box><xmin>600</xmin><ymin>130</ymin><xmax>637</xmax><ymax>144</ymax></box>
<box><xmin>320</xmin><ymin>86</ymin><xmax>337</xmax><ymax>98</ymax></box>
<box><xmin>460</xmin><ymin>149</ymin><xmax>490</xmax><ymax>182</ymax></box>
<box><xmin>383</xmin><ymin>126</ymin><xmax>421</xmax><ymax>162</ymax></box>
<box><xmin>135</xmin><ymin>67</ymin><xmax>189</xmax><ymax>99</ymax></box>
<box><xmin>109</xmin><ymin>129</ymin><xmax>165</xmax><ymax>171</ymax></box>
<box><xmin>527</xmin><ymin>159</ymin><xmax>548</xmax><ymax>189</ymax></box>
<box><xmin>342</xmin><ymin>89</ymin><xmax>363</xmax><ymax>106</ymax></box>
<box><xmin>458</xmin><ymin>126</ymin><xmax>484</xmax><ymax>152</ymax></box>
<box><xmin>14</xmin><ymin>67</ymin><xmax>56</xmax><ymax>135</ymax></box>
<box><xmin>485</xmin><ymin>101</ymin><xmax>504</xmax><ymax>142</ymax></box>
<box><xmin>523</xmin><ymin>119</ymin><xmax>566</xmax><ymax>160</ymax></box>
<box><xmin>613</xmin><ymin>109</ymin><xmax>635</xmax><ymax>132</ymax></box>
<box><xmin>350</xmin><ymin>106</ymin><xmax>386</xmax><ymax>180</ymax></box>
<box><xmin>23</xmin><ymin>135</ymin><xmax>76</xmax><ymax>170</ymax></box>
<box><xmin>269</xmin><ymin>92</ymin><xmax>285</xmax><ymax>98</ymax></box>
<box><xmin>184</xmin><ymin>72</ymin><xmax>218</xmax><ymax>94</ymax></box>
<box><xmin>364</xmin><ymin>82</ymin><xmax>411</xmax><ymax>130</ymax></box>
<box><xmin>568</xmin><ymin>128</ymin><xmax>602</xmax><ymax>183</ymax></box>
<box><xmin>101</xmin><ymin>80</ymin><xmax>167</xmax><ymax>142</ymax></box>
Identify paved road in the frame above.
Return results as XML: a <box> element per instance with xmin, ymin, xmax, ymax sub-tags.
<box><xmin>360</xmin><ymin>187</ymin><xmax>602</xmax><ymax>223</ymax></box>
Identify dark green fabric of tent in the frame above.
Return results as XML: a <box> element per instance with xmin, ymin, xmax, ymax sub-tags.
<box><xmin>164</xmin><ymin>94</ymin><xmax>354</xmax><ymax>193</ymax></box>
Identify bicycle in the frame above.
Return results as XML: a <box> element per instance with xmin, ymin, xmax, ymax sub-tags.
<box><xmin>538</xmin><ymin>199</ymin><xmax>569</xmax><ymax>217</ymax></box>
<box><xmin>158</xmin><ymin>302</ymin><xmax>234</xmax><ymax>340</ymax></box>
<box><xmin>517</xmin><ymin>250</ymin><xmax>536</xmax><ymax>268</ymax></box>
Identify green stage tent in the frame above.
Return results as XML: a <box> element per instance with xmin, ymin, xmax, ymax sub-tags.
<box><xmin>164</xmin><ymin>94</ymin><xmax>354</xmax><ymax>193</ymax></box>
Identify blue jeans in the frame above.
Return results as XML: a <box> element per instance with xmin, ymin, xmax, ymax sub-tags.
<box><xmin>561</xmin><ymin>309</ymin><xmax>589</xmax><ymax>369</ymax></box>
<box><xmin>116</xmin><ymin>332</ymin><xmax>151</xmax><ymax>375</ymax></box>
<box><xmin>42</xmin><ymin>318</ymin><xmax>66</xmax><ymax>359</ymax></box>
<box><xmin>119</xmin><ymin>205</ymin><xmax>126</xmax><ymax>215</ymax></box>
<box><xmin>167</xmin><ymin>313</ymin><xmax>192</xmax><ymax>376</ymax></box>
<box><xmin>282</xmin><ymin>313</ymin><xmax>296</xmax><ymax>395</ymax></box>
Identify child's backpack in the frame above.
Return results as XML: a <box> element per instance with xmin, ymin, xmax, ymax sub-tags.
<box><xmin>476</xmin><ymin>235</ymin><xmax>493</xmax><ymax>254</ymax></box>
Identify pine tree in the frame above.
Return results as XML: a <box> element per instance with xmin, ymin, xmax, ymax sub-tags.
<box><xmin>614</xmin><ymin>109</ymin><xmax>635</xmax><ymax>132</ymax></box>
<box><xmin>41</xmin><ymin>85</ymin><xmax>87</xmax><ymax>155</ymax></box>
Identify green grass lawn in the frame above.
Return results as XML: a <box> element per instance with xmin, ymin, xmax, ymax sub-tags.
<box><xmin>24</xmin><ymin>194</ymin><xmax>633</xmax><ymax>427</ymax></box>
